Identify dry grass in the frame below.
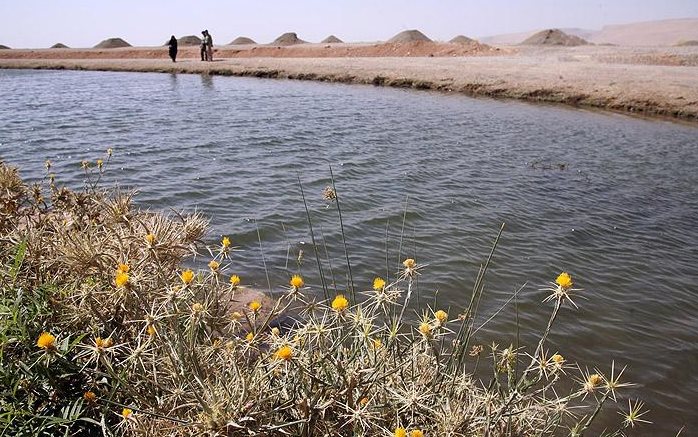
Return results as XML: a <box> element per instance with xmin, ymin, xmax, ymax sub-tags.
<box><xmin>0</xmin><ymin>155</ymin><xmax>649</xmax><ymax>436</ymax></box>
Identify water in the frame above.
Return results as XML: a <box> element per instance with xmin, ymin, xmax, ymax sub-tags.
<box><xmin>1</xmin><ymin>69</ymin><xmax>697</xmax><ymax>434</ymax></box>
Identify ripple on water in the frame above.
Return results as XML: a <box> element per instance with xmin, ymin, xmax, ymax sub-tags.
<box><xmin>1</xmin><ymin>69</ymin><xmax>697</xmax><ymax>435</ymax></box>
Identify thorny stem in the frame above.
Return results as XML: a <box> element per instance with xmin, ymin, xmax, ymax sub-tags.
<box><xmin>297</xmin><ymin>174</ymin><xmax>329</xmax><ymax>303</ymax></box>
<box><xmin>578</xmin><ymin>392</ymin><xmax>611</xmax><ymax>436</ymax></box>
<box><xmin>329</xmin><ymin>165</ymin><xmax>355</xmax><ymax>301</ymax></box>
<box><xmin>255</xmin><ymin>220</ymin><xmax>272</xmax><ymax>295</ymax></box>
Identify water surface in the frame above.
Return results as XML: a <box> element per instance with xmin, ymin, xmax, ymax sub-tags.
<box><xmin>1</xmin><ymin>69</ymin><xmax>697</xmax><ymax>435</ymax></box>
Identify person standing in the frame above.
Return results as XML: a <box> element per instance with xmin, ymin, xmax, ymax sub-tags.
<box><xmin>167</xmin><ymin>35</ymin><xmax>178</xmax><ymax>62</ymax></box>
<box><xmin>205</xmin><ymin>30</ymin><xmax>213</xmax><ymax>62</ymax></box>
<box><xmin>200</xmin><ymin>30</ymin><xmax>208</xmax><ymax>61</ymax></box>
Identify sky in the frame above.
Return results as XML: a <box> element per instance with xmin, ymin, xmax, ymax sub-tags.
<box><xmin>1</xmin><ymin>0</ymin><xmax>697</xmax><ymax>48</ymax></box>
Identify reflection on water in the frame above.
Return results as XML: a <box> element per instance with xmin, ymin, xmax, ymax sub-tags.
<box><xmin>1</xmin><ymin>69</ymin><xmax>697</xmax><ymax>435</ymax></box>
<box><xmin>200</xmin><ymin>73</ymin><xmax>213</xmax><ymax>89</ymax></box>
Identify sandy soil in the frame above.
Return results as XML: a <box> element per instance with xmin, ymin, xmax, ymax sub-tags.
<box><xmin>1</xmin><ymin>44</ymin><xmax>697</xmax><ymax>122</ymax></box>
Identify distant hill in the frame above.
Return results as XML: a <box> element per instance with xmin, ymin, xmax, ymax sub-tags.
<box><xmin>177</xmin><ymin>35</ymin><xmax>202</xmax><ymax>46</ymax></box>
<box><xmin>590</xmin><ymin>18</ymin><xmax>698</xmax><ymax>46</ymax></box>
<box><xmin>481</xmin><ymin>30</ymin><xmax>538</xmax><ymax>45</ymax></box>
<box><xmin>388</xmin><ymin>30</ymin><xmax>431</xmax><ymax>43</ymax></box>
<box><xmin>321</xmin><ymin>35</ymin><xmax>343</xmax><ymax>44</ymax></box>
<box><xmin>229</xmin><ymin>36</ymin><xmax>256</xmax><ymax>45</ymax></box>
<box><xmin>94</xmin><ymin>38</ymin><xmax>131</xmax><ymax>49</ymax></box>
<box><xmin>51</xmin><ymin>43</ymin><xmax>69</xmax><ymax>49</ymax></box>
<box><xmin>0</xmin><ymin>44</ymin><xmax>11</xmax><ymax>49</ymax></box>
<box><xmin>271</xmin><ymin>32</ymin><xmax>306</xmax><ymax>46</ymax></box>
<box><xmin>482</xmin><ymin>18</ymin><xmax>698</xmax><ymax>47</ymax></box>
<box><xmin>450</xmin><ymin>35</ymin><xmax>478</xmax><ymax>45</ymax></box>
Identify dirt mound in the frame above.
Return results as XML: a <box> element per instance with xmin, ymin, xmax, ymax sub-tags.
<box><xmin>172</xmin><ymin>35</ymin><xmax>202</xmax><ymax>46</ymax></box>
<box><xmin>321</xmin><ymin>35</ymin><xmax>343</xmax><ymax>44</ymax></box>
<box><xmin>450</xmin><ymin>35</ymin><xmax>478</xmax><ymax>45</ymax></box>
<box><xmin>50</xmin><ymin>43</ymin><xmax>69</xmax><ymax>49</ymax></box>
<box><xmin>521</xmin><ymin>29</ymin><xmax>588</xmax><ymax>46</ymax></box>
<box><xmin>271</xmin><ymin>32</ymin><xmax>306</xmax><ymax>46</ymax></box>
<box><xmin>388</xmin><ymin>30</ymin><xmax>431</xmax><ymax>43</ymax></box>
<box><xmin>0</xmin><ymin>45</ymin><xmax>10</xmax><ymax>50</ymax></box>
<box><xmin>94</xmin><ymin>38</ymin><xmax>131</xmax><ymax>49</ymax></box>
<box><xmin>229</xmin><ymin>36</ymin><xmax>256</xmax><ymax>45</ymax></box>
<box><xmin>675</xmin><ymin>39</ymin><xmax>698</xmax><ymax>46</ymax></box>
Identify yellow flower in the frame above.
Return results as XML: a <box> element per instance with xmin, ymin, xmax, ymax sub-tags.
<box><xmin>121</xmin><ymin>408</ymin><xmax>132</xmax><ymax>419</ymax></box>
<box><xmin>145</xmin><ymin>233</ymin><xmax>156</xmax><ymax>245</ymax></box>
<box><xmin>245</xmin><ymin>332</ymin><xmax>254</xmax><ymax>342</ymax></box>
<box><xmin>208</xmin><ymin>260</ymin><xmax>220</xmax><ymax>272</ymax></box>
<box><xmin>231</xmin><ymin>311</ymin><xmax>243</xmax><ymax>321</ymax></box>
<box><xmin>107</xmin><ymin>147</ymin><xmax>113</xmax><ymax>157</ymax></box>
<box><xmin>394</xmin><ymin>428</ymin><xmax>407</xmax><ymax>437</ymax></box>
<box><xmin>556</xmin><ymin>272</ymin><xmax>573</xmax><ymax>289</ymax></box>
<box><xmin>551</xmin><ymin>354</ymin><xmax>565</xmax><ymax>366</ymax></box>
<box><xmin>411</xmin><ymin>430</ymin><xmax>424</xmax><ymax>437</ymax></box>
<box><xmin>95</xmin><ymin>337</ymin><xmax>113</xmax><ymax>349</ymax></box>
<box><xmin>275</xmin><ymin>345</ymin><xmax>293</xmax><ymax>361</ymax></box>
<box><xmin>192</xmin><ymin>302</ymin><xmax>204</xmax><ymax>313</ymax></box>
<box><xmin>331</xmin><ymin>294</ymin><xmax>349</xmax><ymax>312</ymax></box>
<box><xmin>36</xmin><ymin>331</ymin><xmax>56</xmax><ymax>350</ymax></box>
<box><xmin>181</xmin><ymin>269</ymin><xmax>194</xmax><ymax>284</ymax></box>
<box><xmin>419</xmin><ymin>322</ymin><xmax>432</xmax><ymax>337</ymax></box>
<box><xmin>115</xmin><ymin>271</ymin><xmax>129</xmax><ymax>288</ymax></box>
<box><xmin>359</xmin><ymin>397</ymin><xmax>368</xmax><ymax>406</ymax></box>
<box><xmin>403</xmin><ymin>258</ymin><xmax>416</xmax><ymax>269</ymax></box>
<box><xmin>371</xmin><ymin>338</ymin><xmax>382</xmax><ymax>349</ymax></box>
<box><xmin>248</xmin><ymin>300</ymin><xmax>262</xmax><ymax>312</ymax></box>
<box><xmin>584</xmin><ymin>373</ymin><xmax>603</xmax><ymax>392</ymax></box>
<box><xmin>230</xmin><ymin>275</ymin><xmax>241</xmax><ymax>287</ymax></box>
<box><xmin>221</xmin><ymin>236</ymin><xmax>231</xmax><ymax>248</ymax></box>
<box><xmin>96</xmin><ymin>159</ymin><xmax>104</xmax><ymax>169</ymax></box>
<box><xmin>434</xmin><ymin>310</ymin><xmax>448</xmax><ymax>324</ymax></box>
<box><xmin>290</xmin><ymin>274</ymin><xmax>304</xmax><ymax>289</ymax></box>
<box><xmin>373</xmin><ymin>277</ymin><xmax>386</xmax><ymax>291</ymax></box>
<box><xmin>147</xmin><ymin>324</ymin><xmax>156</xmax><ymax>336</ymax></box>
<box><xmin>83</xmin><ymin>391</ymin><xmax>97</xmax><ymax>403</ymax></box>
<box><xmin>117</xmin><ymin>263</ymin><xmax>129</xmax><ymax>273</ymax></box>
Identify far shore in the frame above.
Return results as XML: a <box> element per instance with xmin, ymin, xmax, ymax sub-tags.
<box><xmin>2</xmin><ymin>44</ymin><xmax>698</xmax><ymax>122</ymax></box>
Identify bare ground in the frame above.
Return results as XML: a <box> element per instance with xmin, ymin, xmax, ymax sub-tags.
<box><xmin>1</xmin><ymin>44</ymin><xmax>697</xmax><ymax>122</ymax></box>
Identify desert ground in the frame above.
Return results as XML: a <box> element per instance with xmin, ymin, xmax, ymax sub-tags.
<box><xmin>2</xmin><ymin>41</ymin><xmax>697</xmax><ymax>122</ymax></box>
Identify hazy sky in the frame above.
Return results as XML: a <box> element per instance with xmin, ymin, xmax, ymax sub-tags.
<box><xmin>1</xmin><ymin>0</ymin><xmax>697</xmax><ymax>48</ymax></box>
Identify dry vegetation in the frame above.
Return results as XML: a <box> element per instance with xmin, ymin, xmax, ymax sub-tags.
<box><xmin>1</xmin><ymin>154</ymin><xmax>649</xmax><ymax>436</ymax></box>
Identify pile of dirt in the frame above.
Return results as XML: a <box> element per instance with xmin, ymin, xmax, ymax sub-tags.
<box><xmin>222</xmin><ymin>40</ymin><xmax>498</xmax><ymax>58</ymax></box>
<box><xmin>0</xmin><ymin>45</ymin><xmax>10</xmax><ymax>50</ymax></box>
<box><xmin>271</xmin><ymin>32</ymin><xmax>306</xmax><ymax>46</ymax></box>
<box><xmin>229</xmin><ymin>36</ymin><xmax>256</xmax><ymax>45</ymax></box>
<box><xmin>388</xmin><ymin>30</ymin><xmax>432</xmax><ymax>43</ymax></box>
<box><xmin>521</xmin><ymin>29</ymin><xmax>588</xmax><ymax>46</ymax></box>
<box><xmin>321</xmin><ymin>35</ymin><xmax>343</xmax><ymax>44</ymax></box>
<box><xmin>450</xmin><ymin>35</ymin><xmax>478</xmax><ymax>45</ymax></box>
<box><xmin>94</xmin><ymin>38</ymin><xmax>131</xmax><ymax>49</ymax></box>
<box><xmin>173</xmin><ymin>35</ymin><xmax>202</xmax><ymax>46</ymax></box>
<box><xmin>50</xmin><ymin>43</ymin><xmax>69</xmax><ymax>49</ymax></box>
<box><xmin>675</xmin><ymin>40</ymin><xmax>698</xmax><ymax>46</ymax></box>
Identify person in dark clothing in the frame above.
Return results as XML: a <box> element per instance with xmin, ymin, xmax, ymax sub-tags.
<box><xmin>200</xmin><ymin>30</ymin><xmax>208</xmax><ymax>61</ymax></box>
<box><xmin>205</xmin><ymin>30</ymin><xmax>213</xmax><ymax>62</ymax></box>
<box><xmin>167</xmin><ymin>35</ymin><xmax>178</xmax><ymax>62</ymax></box>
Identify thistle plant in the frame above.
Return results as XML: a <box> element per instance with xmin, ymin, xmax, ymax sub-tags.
<box><xmin>0</xmin><ymin>157</ymin><xmax>649</xmax><ymax>436</ymax></box>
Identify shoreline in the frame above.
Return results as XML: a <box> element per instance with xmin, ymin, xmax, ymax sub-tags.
<box><xmin>2</xmin><ymin>45</ymin><xmax>698</xmax><ymax>123</ymax></box>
